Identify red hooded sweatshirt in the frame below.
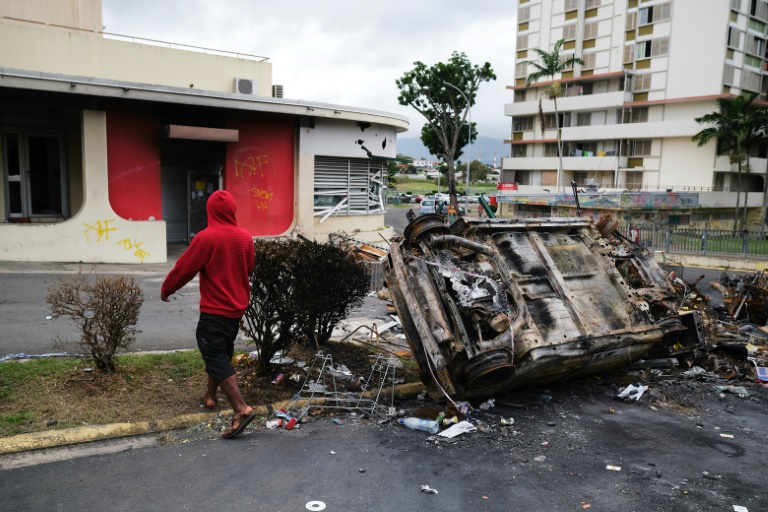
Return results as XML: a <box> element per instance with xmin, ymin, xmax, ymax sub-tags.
<box><xmin>161</xmin><ymin>190</ymin><xmax>255</xmax><ymax>318</ymax></box>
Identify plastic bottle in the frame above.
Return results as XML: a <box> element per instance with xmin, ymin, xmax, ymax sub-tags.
<box><xmin>398</xmin><ymin>417</ymin><xmax>440</xmax><ymax>434</ymax></box>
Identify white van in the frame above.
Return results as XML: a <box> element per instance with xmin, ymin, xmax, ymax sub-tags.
<box><xmin>419</xmin><ymin>199</ymin><xmax>436</xmax><ymax>215</ymax></box>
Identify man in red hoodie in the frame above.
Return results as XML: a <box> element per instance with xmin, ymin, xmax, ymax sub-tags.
<box><xmin>161</xmin><ymin>190</ymin><xmax>256</xmax><ymax>439</ymax></box>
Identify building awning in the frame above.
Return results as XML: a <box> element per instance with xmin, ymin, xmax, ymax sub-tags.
<box><xmin>369</xmin><ymin>154</ymin><xmax>411</xmax><ymax>163</ymax></box>
<box><xmin>163</xmin><ymin>124</ymin><xmax>239</xmax><ymax>142</ymax></box>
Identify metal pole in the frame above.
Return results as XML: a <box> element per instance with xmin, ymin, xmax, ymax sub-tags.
<box><xmin>443</xmin><ymin>81</ymin><xmax>471</xmax><ymax>215</ymax></box>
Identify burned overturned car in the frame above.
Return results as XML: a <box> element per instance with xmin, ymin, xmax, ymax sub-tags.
<box><xmin>384</xmin><ymin>214</ymin><xmax>699</xmax><ymax>400</ymax></box>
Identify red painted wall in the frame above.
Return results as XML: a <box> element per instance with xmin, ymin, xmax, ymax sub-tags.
<box><xmin>106</xmin><ymin>107</ymin><xmax>162</xmax><ymax>220</ymax></box>
<box><xmin>225</xmin><ymin>114</ymin><xmax>295</xmax><ymax>235</ymax></box>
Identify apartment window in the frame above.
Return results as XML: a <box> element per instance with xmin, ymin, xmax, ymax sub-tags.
<box><xmin>584</xmin><ymin>22</ymin><xmax>599</xmax><ymax>40</ymax></box>
<box><xmin>2</xmin><ymin>131</ymin><xmax>67</xmax><ymax>218</ymax></box>
<box><xmin>314</xmin><ymin>157</ymin><xmax>385</xmax><ymax>216</ymax></box>
<box><xmin>582</xmin><ymin>52</ymin><xmax>596</xmax><ymax>70</ymax></box>
<box><xmin>728</xmin><ymin>27</ymin><xmax>743</xmax><ymax>48</ymax></box>
<box><xmin>544</xmin><ymin>143</ymin><xmax>560</xmax><ymax>157</ymax></box>
<box><xmin>639</xmin><ymin>3</ymin><xmax>671</xmax><ymax>25</ymax></box>
<box><xmin>519</xmin><ymin>5</ymin><xmax>531</xmax><ymax>22</ymax></box>
<box><xmin>564</xmin><ymin>0</ymin><xmax>579</xmax><ymax>11</ymax></box>
<box><xmin>586</xmin><ymin>0</ymin><xmax>601</xmax><ymax>8</ymax></box>
<box><xmin>515</xmin><ymin>171</ymin><xmax>532</xmax><ymax>185</ymax></box>
<box><xmin>626</xmin><ymin>11</ymin><xmax>638</xmax><ymax>31</ymax></box>
<box><xmin>746</xmin><ymin>34</ymin><xmax>766</xmax><ymax>55</ymax></box>
<box><xmin>634</xmin><ymin>73</ymin><xmax>653</xmax><ymax>91</ymax></box>
<box><xmin>748</xmin><ymin>18</ymin><xmax>766</xmax><ymax>31</ymax></box>
<box><xmin>512</xmin><ymin>144</ymin><xmax>528</xmax><ymax>157</ymax></box>
<box><xmin>751</xmin><ymin>0</ymin><xmax>768</xmax><ymax>21</ymax></box>
<box><xmin>573</xmin><ymin>143</ymin><xmax>598</xmax><ymax>156</ymax></box>
<box><xmin>626</xmin><ymin>171</ymin><xmax>643</xmax><ymax>188</ymax></box>
<box><xmin>517</xmin><ymin>34</ymin><xmax>529</xmax><ymax>50</ymax></box>
<box><xmin>515</xmin><ymin>62</ymin><xmax>528</xmax><ymax>79</ymax></box>
<box><xmin>623</xmin><ymin>44</ymin><xmax>635</xmax><ymax>63</ymax></box>
<box><xmin>636</xmin><ymin>37</ymin><xmax>669</xmax><ymax>59</ymax></box>
<box><xmin>576</xmin><ymin>112</ymin><xmax>592</xmax><ymax>126</ymax></box>
<box><xmin>630</xmin><ymin>107</ymin><xmax>649</xmax><ymax>123</ymax></box>
<box><xmin>563</xmin><ymin>23</ymin><xmax>577</xmax><ymax>41</ymax></box>
<box><xmin>513</xmin><ymin>116</ymin><xmax>535</xmax><ymax>131</ymax></box>
<box><xmin>745</xmin><ymin>54</ymin><xmax>762</xmax><ymax>68</ymax></box>
<box><xmin>723</xmin><ymin>64</ymin><xmax>736</xmax><ymax>85</ymax></box>
<box><xmin>732</xmin><ymin>0</ymin><xmax>742</xmax><ymax>11</ymax></box>
<box><xmin>627</xmin><ymin>140</ymin><xmax>652</xmax><ymax>156</ymax></box>
<box><xmin>742</xmin><ymin>69</ymin><xmax>763</xmax><ymax>92</ymax></box>
<box><xmin>514</xmin><ymin>89</ymin><xmax>527</xmax><ymax>102</ymax></box>
<box><xmin>543</xmin><ymin>114</ymin><xmax>559</xmax><ymax>130</ymax></box>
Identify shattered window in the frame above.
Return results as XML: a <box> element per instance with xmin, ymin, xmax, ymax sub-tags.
<box><xmin>314</xmin><ymin>156</ymin><xmax>386</xmax><ymax>217</ymax></box>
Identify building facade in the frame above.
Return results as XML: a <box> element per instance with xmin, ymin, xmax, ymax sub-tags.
<box><xmin>0</xmin><ymin>0</ymin><xmax>407</xmax><ymax>263</ymax></box>
<box><xmin>503</xmin><ymin>0</ymin><xmax>768</xmax><ymax>228</ymax></box>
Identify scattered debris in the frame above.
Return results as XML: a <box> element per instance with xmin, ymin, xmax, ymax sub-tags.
<box><xmin>420</xmin><ymin>485</ymin><xmax>438</xmax><ymax>494</ymax></box>
<box><xmin>618</xmin><ymin>384</ymin><xmax>649</xmax><ymax>401</ymax></box>
<box><xmin>606</xmin><ymin>465</ymin><xmax>621</xmax><ymax>471</ymax></box>
<box><xmin>438</xmin><ymin>421</ymin><xmax>477</xmax><ymax>438</ymax></box>
<box><xmin>305</xmin><ymin>500</ymin><xmax>326</xmax><ymax>511</ymax></box>
<box><xmin>713</xmin><ymin>385</ymin><xmax>750</xmax><ymax>398</ymax></box>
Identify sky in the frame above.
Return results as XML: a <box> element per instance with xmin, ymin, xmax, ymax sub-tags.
<box><xmin>101</xmin><ymin>0</ymin><xmax>518</xmax><ymax>140</ymax></box>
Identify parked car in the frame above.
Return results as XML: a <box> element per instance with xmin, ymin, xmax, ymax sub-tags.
<box><xmin>419</xmin><ymin>199</ymin><xmax>436</xmax><ymax>215</ymax></box>
<box><xmin>468</xmin><ymin>196</ymin><xmax>479</xmax><ymax>204</ymax></box>
<box><xmin>412</xmin><ymin>194</ymin><xmax>425</xmax><ymax>203</ymax></box>
<box><xmin>439</xmin><ymin>203</ymin><xmax>466</xmax><ymax>215</ymax></box>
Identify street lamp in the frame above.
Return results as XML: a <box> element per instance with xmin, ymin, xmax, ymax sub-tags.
<box><xmin>443</xmin><ymin>81</ymin><xmax>471</xmax><ymax>216</ymax></box>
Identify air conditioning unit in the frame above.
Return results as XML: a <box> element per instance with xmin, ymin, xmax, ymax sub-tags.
<box><xmin>272</xmin><ymin>84</ymin><xmax>284</xmax><ymax>98</ymax></box>
<box><xmin>233</xmin><ymin>78</ymin><xmax>256</xmax><ymax>95</ymax></box>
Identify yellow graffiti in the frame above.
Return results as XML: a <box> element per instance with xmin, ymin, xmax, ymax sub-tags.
<box><xmin>250</xmin><ymin>187</ymin><xmax>274</xmax><ymax>200</ymax></box>
<box><xmin>133</xmin><ymin>248</ymin><xmax>151</xmax><ymax>263</ymax></box>
<box><xmin>83</xmin><ymin>219</ymin><xmax>116</xmax><ymax>242</ymax></box>
<box><xmin>235</xmin><ymin>154</ymin><xmax>269</xmax><ymax>177</ymax></box>
<box><xmin>116</xmin><ymin>239</ymin><xmax>142</xmax><ymax>250</ymax></box>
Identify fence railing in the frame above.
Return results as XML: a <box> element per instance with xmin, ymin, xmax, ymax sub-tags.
<box><xmin>619</xmin><ymin>225</ymin><xmax>768</xmax><ymax>258</ymax></box>
<box><xmin>362</xmin><ymin>261</ymin><xmax>385</xmax><ymax>292</ymax></box>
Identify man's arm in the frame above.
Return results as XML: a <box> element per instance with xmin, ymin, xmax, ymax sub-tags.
<box><xmin>161</xmin><ymin>238</ymin><xmax>207</xmax><ymax>301</ymax></box>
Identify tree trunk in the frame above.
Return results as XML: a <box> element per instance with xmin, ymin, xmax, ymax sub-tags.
<box><xmin>734</xmin><ymin>145</ymin><xmax>742</xmax><ymax>234</ymax></box>
<box><xmin>554</xmin><ymin>95</ymin><xmax>565</xmax><ymax>197</ymax></box>
<box><xmin>742</xmin><ymin>166</ymin><xmax>750</xmax><ymax>232</ymax></box>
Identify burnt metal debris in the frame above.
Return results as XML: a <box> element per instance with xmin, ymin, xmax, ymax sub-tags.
<box><xmin>384</xmin><ymin>214</ymin><xmax>701</xmax><ymax>400</ymax></box>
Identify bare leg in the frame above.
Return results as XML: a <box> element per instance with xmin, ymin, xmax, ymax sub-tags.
<box><xmin>202</xmin><ymin>375</ymin><xmax>218</xmax><ymax>407</ymax></box>
<box><xmin>219</xmin><ymin>375</ymin><xmax>252</xmax><ymax>417</ymax></box>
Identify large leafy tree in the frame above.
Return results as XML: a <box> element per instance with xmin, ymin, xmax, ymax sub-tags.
<box><xmin>692</xmin><ymin>94</ymin><xmax>767</xmax><ymax>231</ymax></box>
<box><xmin>522</xmin><ymin>39</ymin><xmax>583</xmax><ymax>194</ymax></box>
<box><xmin>397</xmin><ymin>52</ymin><xmax>496</xmax><ymax>211</ymax></box>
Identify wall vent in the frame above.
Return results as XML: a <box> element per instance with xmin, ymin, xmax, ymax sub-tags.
<box><xmin>233</xmin><ymin>78</ymin><xmax>256</xmax><ymax>95</ymax></box>
<box><xmin>272</xmin><ymin>84</ymin><xmax>284</xmax><ymax>98</ymax></box>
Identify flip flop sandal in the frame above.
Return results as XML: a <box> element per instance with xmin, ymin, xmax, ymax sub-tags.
<box><xmin>222</xmin><ymin>412</ymin><xmax>257</xmax><ymax>439</ymax></box>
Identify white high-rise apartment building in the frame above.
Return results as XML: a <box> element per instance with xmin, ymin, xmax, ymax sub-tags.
<box><xmin>503</xmin><ymin>0</ymin><xmax>768</xmax><ymax>228</ymax></box>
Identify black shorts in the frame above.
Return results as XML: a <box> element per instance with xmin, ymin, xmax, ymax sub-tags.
<box><xmin>196</xmin><ymin>313</ymin><xmax>241</xmax><ymax>382</ymax></box>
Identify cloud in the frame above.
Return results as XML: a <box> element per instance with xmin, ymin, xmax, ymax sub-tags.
<box><xmin>102</xmin><ymin>0</ymin><xmax>517</xmax><ymax>139</ymax></box>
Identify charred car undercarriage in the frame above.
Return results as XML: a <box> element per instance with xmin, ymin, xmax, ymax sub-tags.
<box><xmin>384</xmin><ymin>214</ymin><xmax>699</xmax><ymax>400</ymax></box>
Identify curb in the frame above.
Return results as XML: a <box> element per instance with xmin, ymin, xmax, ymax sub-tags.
<box><xmin>0</xmin><ymin>382</ymin><xmax>426</xmax><ymax>455</ymax></box>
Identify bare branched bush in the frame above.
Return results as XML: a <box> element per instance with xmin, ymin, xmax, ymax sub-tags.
<box><xmin>46</xmin><ymin>274</ymin><xmax>144</xmax><ymax>373</ymax></box>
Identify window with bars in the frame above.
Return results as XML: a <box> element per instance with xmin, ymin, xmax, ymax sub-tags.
<box><xmin>562</xmin><ymin>23</ymin><xmax>577</xmax><ymax>41</ymax></box>
<box><xmin>519</xmin><ymin>5</ymin><xmax>531</xmax><ymax>22</ymax></box>
<box><xmin>313</xmin><ymin>156</ymin><xmax>386</xmax><ymax>216</ymax></box>
<box><xmin>584</xmin><ymin>21</ymin><xmax>599</xmax><ymax>39</ymax></box>
<box><xmin>742</xmin><ymin>69</ymin><xmax>763</xmax><ymax>91</ymax></box>
<box><xmin>582</xmin><ymin>52</ymin><xmax>596</xmax><ymax>69</ymax></box>
<box><xmin>517</xmin><ymin>34</ymin><xmax>529</xmax><ymax>50</ymax></box>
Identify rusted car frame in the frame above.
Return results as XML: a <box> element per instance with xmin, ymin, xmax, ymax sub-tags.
<box><xmin>385</xmin><ymin>215</ymin><xmax>694</xmax><ymax>400</ymax></box>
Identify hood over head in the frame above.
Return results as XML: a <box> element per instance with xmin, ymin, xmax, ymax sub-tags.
<box><xmin>206</xmin><ymin>190</ymin><xmax>238</xmax><ymax>226</ymax></box>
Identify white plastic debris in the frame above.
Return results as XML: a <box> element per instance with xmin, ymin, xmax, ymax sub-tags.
<box><xmin>478</xmin><ymin>398</ymin><xmax>495</xmax><ymax>410</ymax></box>
<box><xmin>437</xmin><ymin>421</ymin><xmax>477</xmax><ymax>438</ymax></box>
<box><xmin>617</xmin><ymin>384</ymin><xmax>649</xmax><ymax>401</ymax></box>
<box><xmin>682</xmin><ymin>366</ymin><xmax>707</xmax><ymax>378</ymax></box>
<box><xmin>305</xmin><ymin>501</ymin><xmax>326</xmax><ymax>511</ymax></box>
<box><xmin>420</xmin><ymin>485</ymin><xmax>438</xmax><ymax>494</ymax></box>
<box><xmin>732</xmin><ymin>506</ymin><xmax>748</xmax><ymax>512</ymax></box>
<box><xmin>606</xmin><ymin>465</ymin><xmax>621</xmax><ymax>471</ymax></box>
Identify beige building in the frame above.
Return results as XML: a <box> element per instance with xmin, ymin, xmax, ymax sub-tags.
<box><xmin>0</xmin><ymin>0</ymin><xmax>408</xmax><ymax>263</ymax></box>
<box><xmin>503</xmin><ymin>0</ymin><xmax>768</xmax><ymax>228</ymax></box>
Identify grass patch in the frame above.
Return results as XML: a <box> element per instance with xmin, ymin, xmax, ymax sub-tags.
<box><xmin>0</xmin><ymin>343</ymin><xmax>417</xmax><ymax>437</ymax></box>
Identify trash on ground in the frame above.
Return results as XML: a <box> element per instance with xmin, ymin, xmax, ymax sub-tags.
<box><xmin>618</xmin><ymin>384</ymin><xmax>649</xmax><ymax>401</ymax></box>
<box><xmin>499</xmin><ymin>417</ymin><xmax>515</xmax><ymax>426</ymax></box>
<box><xmin>305</xmin><ymin>500</ymin><xmax>326</xmax><ymax>511</ymax></box>
<box><xmin>732</xmin><ymin>506</ymin><xmax>748</xmax><ymax>512</ymax></box>
<box><xmin>606</xmin><ymin>465</ymin><xmax>621</xmax><ymax>471</ymax></box>
<box><xmin>719</xmin><ymin>433</ymin><xmax>735</xmax><ymax>438</ymax></box>
<box><xmin>533</xmin><ymin>455</ymin><xmax>547</xmax><ymax>462</ymax></box>
<box><xmin>398</xmin><ymin>417</ymin><xmax>440</xmax><ymax>434</ymax></box>
<box><xmin>478</xmin><ymin>398</ymin><xmax>495</xmax><ymax>410</ymax></box>
<box><xmin>437</xmin><ymin>420</ymin><xmax>477</xmax><ymax>438</ymax></box>
<box><xmin>420</xmin><ymin>485</ymin><xmax>438</xmax><ymax>494</ymax></box>
<box><xmin>713</xmin><ymin>385</ymin><xmax>750</xmax><ymax>398</ymax></box>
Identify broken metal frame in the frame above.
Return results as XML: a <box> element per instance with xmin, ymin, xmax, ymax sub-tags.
<box><xmin>285</xmin><ymin>351</ymin><xmax>398</xmax><ymax>420</ymax></box>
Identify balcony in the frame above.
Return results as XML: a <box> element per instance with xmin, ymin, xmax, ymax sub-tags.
<box><xmin>502</xmin><ymin>155</ymin><xmax>628</xmax><ymax>171</ymax></box>
<box><xmin>563</xmin><ymin>120</ymin><xmax>701</xmax><ymax>141</ymax></box>
<box><xmin>506</xmin><ymin>91</ymin><xmax>625</xmax><ymax>117</ymax></box>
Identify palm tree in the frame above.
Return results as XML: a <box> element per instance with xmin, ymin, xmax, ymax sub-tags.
<box><xmin>692</xmin><ymin>94</ymin><xmax>766</xmax><ymax>231</ymax></box>
<box><xmin>522</xmin><ymin>39</ymin><xmax>584</xmax><ymax>195</ymax></box>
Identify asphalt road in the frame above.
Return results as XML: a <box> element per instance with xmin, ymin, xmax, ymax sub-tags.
<box><xmin>1</xmin><ymin>377</ymin><xmax>766</xmax><ymax>511</ymax></box>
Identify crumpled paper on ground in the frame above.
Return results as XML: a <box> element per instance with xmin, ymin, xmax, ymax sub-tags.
<box><xmin>618</xmin><ymin>384</ymin><xmax>649</xmax><ymax>401</ymax></box>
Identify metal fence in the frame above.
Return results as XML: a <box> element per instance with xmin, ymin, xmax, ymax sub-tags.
<box><xmin>619</xmin><ymin>225</ymin><xmax>768</xmax><ymax>258</ymax></box>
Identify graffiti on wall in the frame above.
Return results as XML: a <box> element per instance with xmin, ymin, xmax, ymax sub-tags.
<box><xmin>234</xmin><ymin>149</ymin><xmax>270</xmax><ymax>178</ymax></box>
<box><xmin>84</xmin><ymin>219</ymin><xmax>150</xmax><ymax>263</ymax></box>
<box><xmin>233</xmin><ymin>147</ymin><xmax>276</xmax><ymax>212</ymax></box>
<box><xmin>498</xmin><ymin>192</ymin><xmax>699</xmax><ymax>209</ymax></box>
<box><xmin>249</xmin><ymin>187</ymin><xmax>275</xmax><ymax>211</ymax></box>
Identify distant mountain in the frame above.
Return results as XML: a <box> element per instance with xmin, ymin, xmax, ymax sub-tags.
<box><xmin>396</xmin><ymin>136</ymin><xmax>508</xmax><ymax>167</ymax></box>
